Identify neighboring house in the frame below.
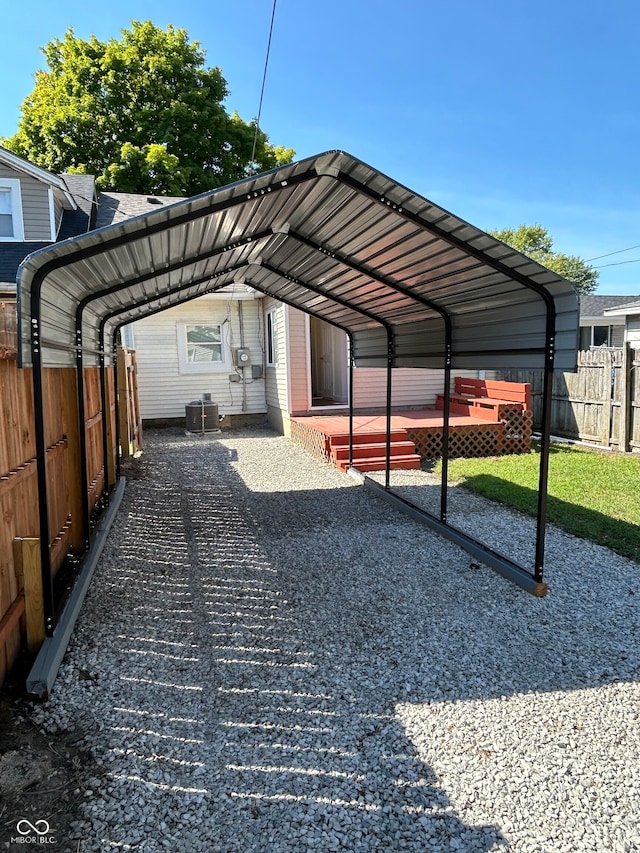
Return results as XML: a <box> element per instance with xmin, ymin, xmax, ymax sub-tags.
<box><xmin>604</xmin><ymin>298</ymin><xmax>640</xmax><ymax>346</ymax></box>
<box><xmin>0</xmin><ymin>146</ymin><xmax>96</xmax><ymax>297</ymax></box>
<box><xmin>578</xmin><ymin>294</ymin><xmax>637</xmax><ymax>349</ymax></box>
<box><xmin>0</xmin><ymin>147</ymin><xmax>476</xmax><ymax>431</ymax></box>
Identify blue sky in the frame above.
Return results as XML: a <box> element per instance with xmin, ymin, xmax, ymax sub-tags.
<box><xmin>2</xmin><ymin>0</ymin><xmax>639</xmax><ymax>295</ymax></box>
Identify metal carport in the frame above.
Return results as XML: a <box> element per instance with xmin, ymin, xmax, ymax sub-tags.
<box><xmin>17</xmin><ymin>150</ymin><xmax>579</xmax><ymax>647</ymax></box>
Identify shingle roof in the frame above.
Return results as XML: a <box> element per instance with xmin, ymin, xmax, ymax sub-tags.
<box><xmin>0</xmin><ymin>243</ymin><xmax>51</xmax><ymax>286</ymax></box>
<box><xmin>58</xmin><ymin>174</ymin><xmax>97</xmax><ymax>238</ymax></box>
<box><xmin>579</xmin><ymin>294</ymin><xmax>640</xmax><ymax>318</ymax></box>
<box><xmin>96</xmin><ymin>192</ymin><xmax>186</xmax><ymax>227</ymax></box>
<box><xmin>1</xmin><ymin>174</ymin><xmax>97</xmax><ymax>287</ymax></box>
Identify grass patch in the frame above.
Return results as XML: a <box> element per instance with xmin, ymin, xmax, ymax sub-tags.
<box><xmin>437</xmin><ymin>442</ymin><xmax>640</xmax><ymax>562</ymax></box>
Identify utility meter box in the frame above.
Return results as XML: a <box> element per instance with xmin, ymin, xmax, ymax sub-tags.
<box><xmin>235</xmin><ymin>348</ymin><xmax>250</xmax><ymax>367</ymax></box>
<box><xmin>185</xmin><ymin>401</ymin><xmax>219</xmax><ymax>433</ymax></box>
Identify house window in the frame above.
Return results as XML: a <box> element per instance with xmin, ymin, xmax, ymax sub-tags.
<box><xmin>266</xmin><ymin>308</ymin><xmax>278</xmax><ymax>366</ymax></box>
<box><xmin>0</xmin><ymin>180</ymin><xmax>24</xmax><ymax>241</ymax></box>
<box><xmin>177</xmin><ymin>322</ymin><xmax>226</xmax><ymax>373</ymax></box>
<box><xmin>580</xmin><ymin>324</ymin><xmax>613</xmax><ymax>349</ymax></box>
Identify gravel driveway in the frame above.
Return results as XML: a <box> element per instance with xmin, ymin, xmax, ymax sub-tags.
<box><xmin>28</xmin><ymin>426</ymin><xmax>640</xmax><ymax>852</ymax></box>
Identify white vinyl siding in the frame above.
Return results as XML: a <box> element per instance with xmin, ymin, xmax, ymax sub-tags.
<box><xmin>264</xmin><ymin>298</ymin><xmax>288</xmax><ymax>412</ymax></box>
<box><xmin>130</xmin><ymin>295</ymin><xmax>266</xmax><ymax>420</ymax></box>
<box><xmin>353</xmin><ymin>368</ymin><xmax>446</xmax><ymax>408</ymax></box>
<box><xmin>626</xmin><ymin>318</ymin><xmax>640</xmax><ymax>345</ymax></box>
<box><xmin>0</xmin><ymin>164</ymin><xmax>52</xmax><ymax>240</ymax></box>
<box><xmin>287</xmin><ymin>308</ymin><xmax>309</xmax><ymax>412</ymax></box>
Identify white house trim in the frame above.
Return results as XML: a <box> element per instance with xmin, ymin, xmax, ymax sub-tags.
<box><xmin>0</xmin><ymin>146</ymin><xmax>77</xmax><ymax>210</ymax></box>
<box><xmin>48</xmin><ymin>186</ymin><xmax>57</xmax><ymax>240</ymax></box>
<box><xmin>0</xmin><ymin>178</ymin><xmax>25</xmax><ymax>241</ymax></box>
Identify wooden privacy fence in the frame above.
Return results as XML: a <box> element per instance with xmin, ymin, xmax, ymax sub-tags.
<box><xmin>0</xmin><ymin>303</ymin><xmax>142</xmax><ymax>686</ymax></box>
<box><xmin>498</xmin><ymin>345</ymin><xmax>640</xmax><ymax>451</ymax></box>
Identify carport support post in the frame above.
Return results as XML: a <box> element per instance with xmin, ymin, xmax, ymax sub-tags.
<box><xmin>99</xmin><ymin>345</ymin><xmax>111</xmax><ymax>504</ymax></box>
<box><xmin>113</xmin><ymin>339</ymin><xmax>122</xmax><ymax>481</ymax></box>
<box><xmin>348</xmin><ymin>333</ymin><xmax>354</xmax><ymax>469</ymax></box>
<box><xmin>535</xmin><ymin>333</ymin><xmax>555</xmax><ymax>582</ymax></box>
<box><xmin>74</xmin><ymin>329</ymin><xmax>91</xmax><ymax>551</ymax></box>
<box><xmin>440</xmin><ymin>342</ymin><xmax>452</xmax><ymax>522</ymax></box>
<box><xmin>30</xmin><ymin>319</ymin><xmax>55</xmax><ymax>636</ymax></box>
<box><xmin>385</xmin><ymin>336</ymin><xmax>393</xmax><ymax>489</ymax></box>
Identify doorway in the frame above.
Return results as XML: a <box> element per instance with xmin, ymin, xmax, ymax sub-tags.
<box><xmin>309</xmin><ymin>317</ymin><xmax>349</xmax><ymax>407</ymax></box>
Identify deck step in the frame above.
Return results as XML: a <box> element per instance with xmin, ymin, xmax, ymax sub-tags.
<box><xmin>332</xmin><ymin>441</ymin><xmax>418</xmax><ymax>461</ymax></box>
<box><xmin>335</xmin><ymin>454</ymin><xmax>421</xmax><ymax>473</ymax></box>
<box><xmin>328</xmin><ymin>430</ymin><xmax>408</xmax><ymax>447</ymax></box>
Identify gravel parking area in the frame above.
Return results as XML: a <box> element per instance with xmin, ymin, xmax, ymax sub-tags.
<box><xmin>23</xmin><ymin>426</ymin><xmax>640</xmax><ymax>852</ymax></box>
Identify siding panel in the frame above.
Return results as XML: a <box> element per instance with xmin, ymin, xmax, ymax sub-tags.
<box><xmin>131</xmin><ymin>296</ymin><xmax>267</xmax><ymax>420</ymax></box>
<box><xmin>0</xmin><ymin>165</ymin><xmax>51</xmax><ymax>240</ymax></box>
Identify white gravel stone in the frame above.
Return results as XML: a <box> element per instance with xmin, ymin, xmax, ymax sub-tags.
<box><xmin>28</xmin><ymin>426</ymin><xmax>640</xmax><ymax>852</ymax></box>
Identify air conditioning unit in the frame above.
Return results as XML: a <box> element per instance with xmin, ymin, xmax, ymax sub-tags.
<box><xmin>185</xmin><ymin>400</ymin><xmax>219</xmax><ymax>433</ymax></box>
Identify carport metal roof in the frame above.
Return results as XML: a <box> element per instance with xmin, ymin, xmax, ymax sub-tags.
<box><xmin>17</xmin><ymin>150</ymin><xmax>578</xmax><ymax>372</ymax></box>
<box><xmin>15</xmin><ymin>151</ymin><xmax>580</xmax><ymax>628</ymax></box>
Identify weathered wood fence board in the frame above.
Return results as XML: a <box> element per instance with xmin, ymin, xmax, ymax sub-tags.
<box><xmin>498</xmin><ymin>346</ymin><xmax>638</xmax><ymax>451</ymax></box>
<box><xmin>0</xmin><ymin>303</ymin><xmax>142</xmax><ymax>686</ymax></box>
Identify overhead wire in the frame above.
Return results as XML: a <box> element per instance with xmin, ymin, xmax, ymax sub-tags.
<box><xmin>250</xmin><ymin>0</ymin><xmax>278</xmax><ymax>167</ymax></box>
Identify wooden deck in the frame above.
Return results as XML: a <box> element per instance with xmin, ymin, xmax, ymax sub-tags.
<box><xmin>290</xmin><ymin>407</ymin><xmax>532</xmax><ymax>472</ymax></box>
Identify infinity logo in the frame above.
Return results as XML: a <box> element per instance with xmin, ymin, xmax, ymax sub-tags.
<box><xmin>16</xmin><ymin>819</ymin><xmax>51</xmax><ymax>835</ymax></box>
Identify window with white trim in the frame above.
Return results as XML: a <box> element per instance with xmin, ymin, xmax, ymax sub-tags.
<box><xmin>266</xmin><ymin>308</ymin><xmax>278</xmax><ymax>366</ymax></box>
<box><xmin>0</xmin><ymin>180</ymin><xmax>24</xmax><ymax>241</ymax></box>
<box><xmin>177</xmin><ymin>323</ymin><xmax>227</xmax><ymax>373</ymax></box>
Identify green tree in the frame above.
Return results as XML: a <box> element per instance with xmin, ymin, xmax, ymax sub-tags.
<box><xmin>490</xmin><ymin>224</ymin><xmax>598</xmax><ymax>294</ymax></box>
<box><xmin>2</xmin><ymin>21</ymin><xmax>295</xmax><ymax>195</ymax></box>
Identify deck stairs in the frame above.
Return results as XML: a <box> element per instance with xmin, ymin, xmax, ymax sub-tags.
<box><xmin>328</xmin><ymin>429</ymin><xmax>421</xmax><ymax>473</ymax></box>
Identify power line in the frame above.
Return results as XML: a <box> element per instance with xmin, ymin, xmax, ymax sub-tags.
<box><xmin>251</xmin><ymin>0</ymin><xmax>278</xmax><ymax>167</ymax></box>
<box><xmin>593</xmin><ymin>258</ymin><xmax>640</xmax><ymax>269</ymax></box>
<box><xmin>586</xmin><ymin>244</ymin><xmax>640</xmax><ymax>262</ymax></box>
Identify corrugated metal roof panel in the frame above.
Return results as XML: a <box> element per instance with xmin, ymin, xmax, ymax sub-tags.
<box><xmin>17</xmin><ymin>150</ymin><xmax>579</xmax><ymax>372</ymax></box>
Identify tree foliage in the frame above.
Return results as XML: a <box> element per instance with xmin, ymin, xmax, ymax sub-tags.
<box><xmin>2</xmin><ymin>21</ymin><xmax>295</xmax><ymax>195</ymax></box>
<box><xmin>490</xmin><ymin>224</ymin><xmax>598</xmax><ymax>294</ymax></box>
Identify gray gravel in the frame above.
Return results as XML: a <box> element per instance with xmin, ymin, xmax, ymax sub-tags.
<box><xmin>29</xmin><ymin>427</ymin><xmax>640</xmax><ymax>852</ymax></box>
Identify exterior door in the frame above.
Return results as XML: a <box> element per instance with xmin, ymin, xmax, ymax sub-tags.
<box><xmin>310</xmin><ymin>317</ymin><xmax>348</xmax><ymax>405</ymax></box>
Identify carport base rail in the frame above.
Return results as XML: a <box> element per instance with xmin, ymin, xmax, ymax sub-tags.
<box><xmin>362</xmin><ymin>475</ymin><xmax>548</xmax><ymax>597</ymax></box>
<box><xmin>26</xmin><ymin>477</ymin><xmax>127</xmax><ymax>699</ymax></box>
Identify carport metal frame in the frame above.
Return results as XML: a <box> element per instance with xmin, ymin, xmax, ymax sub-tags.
<box><xmin>18</xmin><ymin>151</ymin><xmax>579</xmax><ymax>641</ymax></box>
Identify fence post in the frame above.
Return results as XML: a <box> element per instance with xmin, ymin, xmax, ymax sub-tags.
<box><xmin>61</xmin><ymin>367</ymin><xmax>85</xmax><ymax>552</ymax></box>
<box><xmin>619</xmin><ymin>342</ymin><xmax>632</xmax><ymax>452</ymax></box>
<box><xmin>14</xmin><ymin>538</ymin><xmax>45</xmax><ymax>653</ymax></box>
<box><xmin>601</xmin><ymin>350</ymin><xmax>612</xmax><ymax>446</ymax></box>
<box><xmin>117</xmin><ymin>349</ymin><xmax>131</xmax><ymax>460</ymax></box>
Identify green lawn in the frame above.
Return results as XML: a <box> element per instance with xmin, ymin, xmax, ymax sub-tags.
<box><xmin>437</xmin><ymin>443</ymin><xmax>640</xmax><ymax>562</ymax></box>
